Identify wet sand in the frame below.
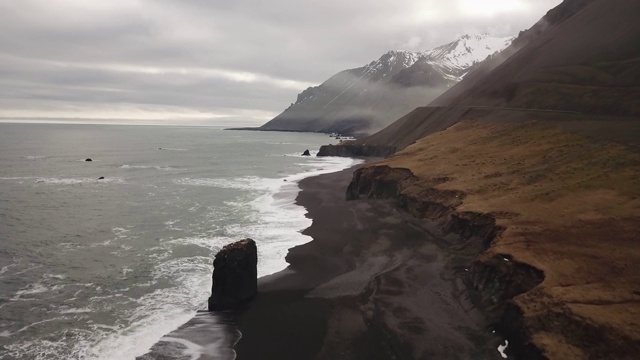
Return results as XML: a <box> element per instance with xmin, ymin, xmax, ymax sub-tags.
<box><xmin>234</xmin><ymin>166</ymin><xmax>504</xmax><ymax>359</ymax></box>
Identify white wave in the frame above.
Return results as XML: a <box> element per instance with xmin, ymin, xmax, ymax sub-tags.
<box><xmin>25</xmin><ymin>155</ymin><xmax>48</xmax><ymax>160</ymax></box>
<box><xmin>221</xmin><ymin>155</ymin><xmax>363</xmax><ymax>277</ymax></box>
<box><xmin>166</xmin><ymin>236</ymin><xmax>219</xmax><ymax>250</ymax></box>
<box><xmin>44</xmin><ymin>274</ymin><xmax>67</xmax><ymax>280</ymax></box>
<box><xmin>90</xmin><ymin>239</ymin><xmax>114</xmax><ymax>248</ymax></box>
<box><xmin>112</xmin><ymin>227</ymin><xmax>130</xmax><ymax>235</ymax></box>
<box><xmin>164</xmin><ymin>220</ymin><xmax>183</xmax><ymax>231</ymax></box>
<box><xmin>120</xmin><ymin>164</ymin><xmax>175</xmax><ymax>171</ymax></box>
<box><xmin>121</xmin><ymin>267</ymin><xmax>133</xmax><ymax>277</ymax></box>
<box><xmin>0</xmin><ymin>176</ymin><xmax>33</xmax><ymax>181</ymax></box>
<box><xmin>173</xmin><ymin>176</ymin><xmax>281</xmax><ymax>191</ymax></box>
<box><xmin>59</xmin><ymin>307</ymin><xmax>92</xmax><ymax>314</ymax></box>
<box><xmin>34</xmin><ymin>177</ymin><xmax>125</xmax><ymax>185</ymax></box>
<box><xmin>14</xmin><ymin>317</ymin><xmax>69</xmax><ymax>334</ymax></box>
<box><xmin>14</xmin><ymin>283</ymin><xmax>50</xmax><ymax>296</ymax></box>
<box><xmin>159</xmin><ymin>337</ymin><xmax>205</xmax><ymax>360</ymax></box>
<box><xmin>88</xmin><ymin>256</ymin><xmax>211</xmax><ymax>360</ymax></box>
<box><xmin>0</xmin><ymin>263</ymin><xmax>17</xmax><ymax>276</ymax></box>
<box><xmin>6</xmin><ymin>325</ymin><xmax>93</xmax><ymax>360</ymax></box>
<box><xmin>175</xmin><ymin>157</ymin><xmax>358</xmax><ymax>195</ymax></box>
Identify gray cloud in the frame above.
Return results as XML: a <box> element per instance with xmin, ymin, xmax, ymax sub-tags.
<box><xmin>0</xmin><ymin>0</ymin><xmax>562</xmax><ymax>125</ymax></box>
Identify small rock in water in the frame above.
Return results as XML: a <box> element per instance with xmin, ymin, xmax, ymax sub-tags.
<box><xmin>302</xmin><ymin>149</ymin><xmax>311</xmax><ymax>156</ymax></box>
<box><xmin>85</xmin><ymin>158</ymin><xmax>92</xmax><ymax>162</ymax></box>
<box><xmin>97</xmin><ymin>177</ymin><xmax>105</xmax><ymax>180</ymax></box>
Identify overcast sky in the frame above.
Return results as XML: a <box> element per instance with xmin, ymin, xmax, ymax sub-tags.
<box><xmin>0</xmin><ymin>0</ymin><xmax>562</xmax><ymax>125</ymax></box>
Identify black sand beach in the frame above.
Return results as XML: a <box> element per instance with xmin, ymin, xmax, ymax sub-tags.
<box><xmin>233</xmin><ymin>166</ymin><xmax>504</xmax><ymax>359</ymax></box>
<box><xmin>139</xmin><ymin>165</ymin><xmax>506</xmax><ymax>359</ymax></box>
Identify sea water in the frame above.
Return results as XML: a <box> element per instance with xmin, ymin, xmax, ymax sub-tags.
<box><xmin>0</xmin><ymin>123</ymin><xmax>360</xmax><ymax>359</ymax></box>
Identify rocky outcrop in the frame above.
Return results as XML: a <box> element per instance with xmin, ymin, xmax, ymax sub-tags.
<box><xmin>346</xmin><ymin>165</ymin><xmax>546</xmax><ymax>356</ymax></box>
<box><xmin>346</xmin><ymin>166</ymin><xmax>417</xmax><ymax>200</ymax></box>
<box><xmin>346</xmin><ymin>166</ymin><xmax>499</xmax><ymax>251</ymax></box>
<box><xmin>85</xmin><ymin>158</ymin><xmax>92</xmax><ymax>162</ymax></box>
<box><xmin>208</xmin><ymin>239</ymin><xmax>258</xmax><ymax>311</ymax></box>
<box><xmin>302</xmin><ymin>149</ymin><xmax>311</xmax><ymax>156</ymax></box>
<box><xmin>470</xmin><ymin>254</ymin><xmax>544</xmax><ymax>305</ymax></box>
<box><xmin>317</xmin><ymin>144</ymin><xmax>396</xmax><ymax>158</ymax></box>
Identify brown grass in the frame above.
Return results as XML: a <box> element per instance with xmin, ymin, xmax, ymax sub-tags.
<box><xmin>378</xmin><ymin>119</ymin><xmax>640</xmax><ymax>359</ymax></box>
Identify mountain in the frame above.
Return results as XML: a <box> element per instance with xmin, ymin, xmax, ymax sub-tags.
<box><xmin>258</xmin><ymin>34</ymin><xmax>514</xmax><ymax>136</ymax></box>
<box><xmin>326</xmin><ymin>0</ymin><xmax>640</xmax><ymax>358</ymax></box>
<box><xmin>340</xmin><ymin>0</ymin><xmax>640</xmax><ymax>152</ymax></box>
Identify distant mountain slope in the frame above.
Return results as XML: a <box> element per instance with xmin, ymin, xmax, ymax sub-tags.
<box><xmin>258</xmin><ymin>34</ymin><xmax>513</xmax><ymax>136</ymax></box>
<box><xmin>350</xmin><ymin>0</ymin><xmax>640</xmax><ymax>152</ymax></box>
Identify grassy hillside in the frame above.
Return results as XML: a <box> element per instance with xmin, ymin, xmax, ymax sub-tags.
<box><xmin>375</xmin><ymin>117</ymin><xmax>640</xmax><ymax>358</ymax></box>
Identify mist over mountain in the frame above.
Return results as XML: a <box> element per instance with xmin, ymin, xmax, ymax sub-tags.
<box><xmin>352</xmin><ymin>0</ymin><xmax>640</xmax><ymax>152</ymax></box>
<box><xmin>258</xmin><ymin>34</ymin><xmax>514</xmax><ymax>135</ymax></box>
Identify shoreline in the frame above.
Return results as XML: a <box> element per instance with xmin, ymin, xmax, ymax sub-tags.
<box><xmin>139</xmin><ymin>162</ymin><xmax>505</xmax><ymax>359</ymax></box>
<box><xmin>234</xmin><ymin>165</ymin><xmax>504</xmax><ymax>359</ymax></box>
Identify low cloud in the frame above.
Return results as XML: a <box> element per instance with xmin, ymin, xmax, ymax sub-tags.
<box><xmin>0</xmin><ymin>0</ymin><xmax>562</xmax><ymax>125</ymax></box>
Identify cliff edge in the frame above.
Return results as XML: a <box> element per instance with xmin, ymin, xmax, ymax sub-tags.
<box><xmin>349</xmin><ymin>116</ymin><xmax>640</xmax><ymax>358</ymax></box>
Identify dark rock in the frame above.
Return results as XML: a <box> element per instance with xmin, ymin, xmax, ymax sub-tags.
<box><xmin>85</xmin><ymin>158</ymin><xmax>92</xmax><ymax>162</ymax></box>
<box><xmin>97</xmin><ymin>176</ymin><xmax>105</xmax><ymax>180</ymax></box>
<box><xmin>317</xmin><ymin>144</ymin><xmax>396</xmax><ymax>157</ymax></box>
<box><xmin>208</xmin><ymin>238</ymin><xmax>258</xmax><ymax>311</ymax></box>
<box><xmin>302</xmin><ymin>149</ymin><xmax>311</xmax><ymax>156</ymax></box>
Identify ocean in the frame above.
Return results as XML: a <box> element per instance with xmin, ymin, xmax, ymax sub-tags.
<box><xmin>0</xmin><ymin>123</ymin><xmax>360</xmax><ymax>359</ymax></box>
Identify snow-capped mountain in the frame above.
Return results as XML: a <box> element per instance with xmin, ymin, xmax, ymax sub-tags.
<box><xmin>422</xmin><ymin>34</ymin><xmax>515</xmax><ymax>77</ymax></box>
<box><xmin>260</xmin><ymin>34</ymin><xmax>515</xmax><ymax>135</ymax></box>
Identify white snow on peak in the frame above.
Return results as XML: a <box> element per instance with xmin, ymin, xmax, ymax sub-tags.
<box><xmin>365</xmin><ymin>50</ymin><xmax>420</xmax><ymax>74</ymax></box>
<box><xmin>422</xmin><ymin>33</ymin><xmax>515</xmax><ymax>72</ymax></box>
<box><xmin>355</xmin><ymin>33</ymin><xmax>514</xmax><ymax>82</ymax></box>
<box><xmin>363</xmin><ymin>33</ymin><xmax>514</xmax><ymax>79</ymax></box>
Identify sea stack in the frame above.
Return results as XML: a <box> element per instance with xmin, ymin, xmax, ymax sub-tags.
<box><xmin>208</xmin><ymin>238</ymin><xmax>258</xmax><ymax>311</ymax></box>
<box><xmin>302</xmin><ymin>149</ymin><xmax>311</xmax><ymax>156</ymax></box>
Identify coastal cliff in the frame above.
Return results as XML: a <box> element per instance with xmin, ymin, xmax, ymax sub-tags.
<box><xmin>347</xmin><ymin>115</ymin><xmax>640</xmax><ymax>358</ymax></box>
<box><xmin>345</xmin><ymin>164</ymin><xmax>547</xmax><ymax>358</ymax></box>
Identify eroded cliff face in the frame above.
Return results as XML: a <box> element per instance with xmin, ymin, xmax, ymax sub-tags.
<box><xmin>317</xmin><ymin>143</ymin><xmax>396</xmax><ymax>158</ymax></box>
<box><xmin>346</xmin><ymin>165</ymin><xmax>547</xmax><ymax>358</ymax></box>
<box><xmin>346</xmin><ymin>166</ymin><xmax>508</xmax><ymax>254</ymax></box>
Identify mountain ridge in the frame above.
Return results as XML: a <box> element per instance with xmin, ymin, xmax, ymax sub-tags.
<box><xmin>258</xmin><ymin>33</ymin><xmax>514</xmax><ymax>135</ymax></box>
